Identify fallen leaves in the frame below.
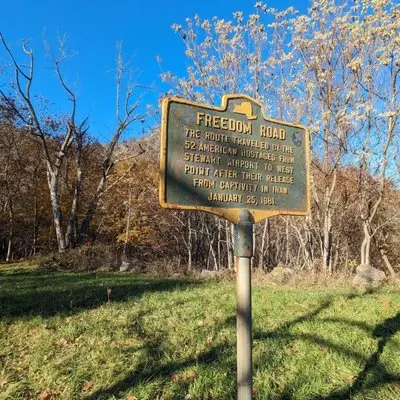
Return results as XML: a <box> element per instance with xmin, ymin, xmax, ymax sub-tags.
<box><xmin>171</xmin><ymin>370</ymin><xmax>199</xmax><ymax>383</ymax></box>
<box><xmin>171</xmin><ymin>373</ymin><xmax>180</xmax><ymax>382</ymax></box>
<box><xmin>0</xmin><ymin>374</ymin><xmax>8</xmax><ymax>388</ymax></box>
<box><xmin>81</xmin><ymin>381</ymin><xmax>94</xmax><ymax>392</ymax></box>
<box><xmin>38</xmin><ymin>390</ymin><xmax>60</xmax><ymax>400</ymax></box>
<box><xmin>381</xmin><ymin>298</ymin><xmax>391</xmax><ymax>309</ymax></box>
<box><xmin>39</xmin><ymin>392</ymin><xmax>53</xmax><ymax>400</ymax></box>
<box><xmin>58</xmin><ymin>338</ymin><xmax>69</xmax><ymax>346</ymax></box>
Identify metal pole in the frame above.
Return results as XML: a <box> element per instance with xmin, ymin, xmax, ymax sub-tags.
<box><xmin>234</xmin><ymin>210</ymin><xmax>254</xmax><ymax>400</ymax></box>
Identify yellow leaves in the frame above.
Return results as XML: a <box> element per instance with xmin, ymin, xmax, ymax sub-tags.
<box><xmin>116</xmin><ymin>225</ymin><xmax>157</xmax><ymax>246</ymax></box>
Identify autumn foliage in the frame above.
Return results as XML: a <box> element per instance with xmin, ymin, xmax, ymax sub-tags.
<box><xmin>1</xmin><ymin>0</ymin><xmax>399</xmax><ymax>276</ymax></box>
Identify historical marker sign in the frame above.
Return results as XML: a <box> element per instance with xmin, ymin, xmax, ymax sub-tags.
<box><xmin>160</xmin><ymin>94</ymin><xmax>310</xmax><ymax>223</ymax></box>
<box><xmin>160</xmin><ymin>94</ymin><xmax>310</xmax><ymax>399</ymax></box>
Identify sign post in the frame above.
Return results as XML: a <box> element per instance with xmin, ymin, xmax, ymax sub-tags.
<box><xmin>160</xmin><ymin>94</ymin><xmax>310</xmax><ymax>399</ymax></box>
<box><xmin>235</xmin><ymin>210</ymin><xmax>253</xmax><ymax>400</ymax></box>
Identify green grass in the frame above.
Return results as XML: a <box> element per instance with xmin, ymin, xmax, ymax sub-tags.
<box><xmin>0</xmin><ymin>264</ymin><xmax>399</xmax><ymax>399</ymax></box>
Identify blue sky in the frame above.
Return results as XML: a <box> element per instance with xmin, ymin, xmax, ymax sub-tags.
<box><xmin>0</xmin><ymin>0</ymin><xmax>308</xmax><ymax>141</ymax></box>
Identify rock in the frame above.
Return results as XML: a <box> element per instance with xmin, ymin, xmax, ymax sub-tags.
<box><xmin>200</xmin><ymin>269</ymin><xmax>223</xmax><ymax>278</ymax></box>
<box><xmin>352</xmin><ymin>264</ymin><xmax>386</xmax><ymax>288</ymax></box>
<box><xmin>269</xmin><ymin>265</ymin><xmax>294</xmax><ymax>284</ymax></box>
<box><xmin>119</xmin><ymin>261</ymin><xmax>130</xmax><ymax>272</ymax></box>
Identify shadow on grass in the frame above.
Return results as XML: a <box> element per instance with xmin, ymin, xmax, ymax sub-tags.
<box><xmin>84</xmin><ymin>307</ymin><xmax>236</xmax><ymax>400</ymax></box>
<box><xmin>84</xmin><ymin>343</ymin><xmax>233</xmax><ymax>400</ymax></box>
<box><xmin>5</xmin><ymin>271</ymin><xmax>397</xmax><ymax>399</ymax></box>
<box><xmin>0</xmin><ymin>268</ymin><xmax>202</xmax><ymax>319</ymax></box>
<box><xmin>85</xmin><ymin>293</ymin><xmax>394</xmax><ymax>400</ymax></box>
<box><xmin>308</xmin><ymin>311</ymin><xmax>400</xmax><ymax>400</ymax></box>
<box><xmin>252</xmin><ymin>293</ymin><xmax>400</xmax><ymax>400</ymax></box>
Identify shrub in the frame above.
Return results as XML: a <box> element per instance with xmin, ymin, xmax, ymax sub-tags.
<box><xmin>39</xmin><ymin>245</ymin><xmax>117</xmax><ymax>272</ymax></box>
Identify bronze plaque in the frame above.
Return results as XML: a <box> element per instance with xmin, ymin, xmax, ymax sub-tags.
<box><xmin>160</xmin><ymin>95</ymin><xmax>310</xmax><ymax>223</ymax></box>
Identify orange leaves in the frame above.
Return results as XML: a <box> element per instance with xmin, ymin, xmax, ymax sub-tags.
<box><xmin>39</xmin><ymin>392</ymin><xmax>54</xmax><ymax>400</ymax></box>
<box><xmin>171</xmin><ymin>373</ymin><xmax>180</xmax><ymax>382</ymax></box>
<box><xmin>38</xmin><ymin>390</ymin><xmax>61</xmax><ymax>400</ymax></box>
<box><xmin>80</xmin><ymin>381</ymin><xmax>94</xmax><ymax>392</ymax></box>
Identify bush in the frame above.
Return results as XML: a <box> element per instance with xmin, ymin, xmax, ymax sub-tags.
<box><xmin>39</xmin><ymin>245</ymin><xmax>117</xmax><ymax>272</ymax></box>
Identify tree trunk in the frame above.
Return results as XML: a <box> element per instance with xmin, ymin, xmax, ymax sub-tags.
<box><xmin>32</xmin><ymin>189</ymin><xmax>38</xmax><ymax>256</ymax></box>
<box><xmin>304</xmin><ymin>215</ymin><xmax>314</xmax><ymax>270</ymax></box>
<box><xmin>66</xmin><ymin>136</ymin><xmax>83</xmax><ymax>248</ymax></box>
<box><xmin>65</xmin><ymin>186</ymin><xmax>79</xmax><ymax>249</ymax></box>
<box><xmin>204</xmin><ymin>221</ymin><xmax>218</xmax><ymax>270</ymax></box>
<box><xmin>379</xmin><ymin>249</ymin><xmax>396</xmax><ymax>277</ymax></box>
<box><xmin>6</xmin><ymin>200</ymin><xmax>13</xmax><ymax>262</ymax></box>
<box><xmin>323</xmin><ymin>209</ymin><xmax>333</xmax><ymax>273</ymax></box>
<box><xmin>360</xmin><ymin>221</ymin><xmax>371</xmax><ymax>266</ymax></box>
<box><xmin>258</xmin><ymin>219</ymin><xmax>269</xmax><ymax>270</ymax></box>
<box><xmin>187</xmin><ymin>215</ymin><xmax>192</xmax><ymax>271</ymax></box>
<box><xmin>217</xmin><ymin>217</ymin><xmax>221</xmax><ymax>271</ymax></box>
<box><xmin>285</xmin><ymin>217</ymin><xmax>290</xmax><ymax>266</ymax></box>
<box><xmin>373</xmin><ymin>235</ymin><xmax>396</xmax><ymax>277</ymax></box>
<box><xmin>291</xmin><ymin>221</ymin><xmax>313</xmax><ymax>271</ymax></box>
<box><xmin>226</xmin><ymin>220</ymin><xmax>233</xmax><ymax>270</ymax></box>
<box><xmin>122</xmin><ymin>190</ymin><xmax>132</xmax><ymax>261</ymax></box>
<box><xmin>79</xmin><ymin>125</ymin><xmax>130</xmax><ymax>243</ymax></box>
<box><xmin>79</xmin><ymin>177</ymin><xmax>104</xmax><ymax>244</ymax></box>
<box><xmin>47</xmin><ymin>169</ymin><xmax>66</xmax><ymax>252</ymax></box>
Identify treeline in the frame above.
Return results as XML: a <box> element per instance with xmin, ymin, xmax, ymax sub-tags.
<box><xmin>1</xmin><ymin>0</ymin><xmax>399</xmax><ymax>276</ymax></box>
<box><xmin>1</xmin><ymin>115</ymin><xmax>399</xmax><ymax>275</ymax></box>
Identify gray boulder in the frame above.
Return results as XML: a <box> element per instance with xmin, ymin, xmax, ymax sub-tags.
<box><xmin>200</xmin><ymin>269</ymin><xmax>223</xmax><ymax>278</ymax></box>
<box><xmin>352</xmin><ymin>264</ymin><xmax>386</xmax><ymax>288</ymax></box>
<box><xmin>269</xmin><ymin>265</ymin><xmax>294</xmax><ymax>284</ymax></box>
<box><xmin>119</xmin><ymin>260</ymin><xmax>130</xmax><ymax>272</ymax></box>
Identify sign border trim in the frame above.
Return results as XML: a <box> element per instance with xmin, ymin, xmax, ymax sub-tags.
<box><xmin>160</xmin><ymin>94</ymin><xmax>311</xmax><ymax>223</ymax></box>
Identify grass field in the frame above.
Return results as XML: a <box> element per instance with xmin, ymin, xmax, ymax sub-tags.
<box><xmin>0</xmin><ymin>263</ymin><xmax>399</xmax><ymax>399</ymax></box>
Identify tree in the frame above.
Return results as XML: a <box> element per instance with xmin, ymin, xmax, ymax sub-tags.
<box><xmin>349</xmin><ymin>0</ymin><xmax>400</xmax><ymax>276</ymax></box>
<box><xmin>160</xmin><ymin>0</ymin><xmax>400</xmax><ymax>275</ymax></box>
<box><xmin>0</xmin><ymin>35</ymin><xmax>146</xmax><ymax>252</ymax></box>
<box><xmin>0</xmin><ymin>33</ymin><xmax>86</xmax><ymax>252</ymax></box>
